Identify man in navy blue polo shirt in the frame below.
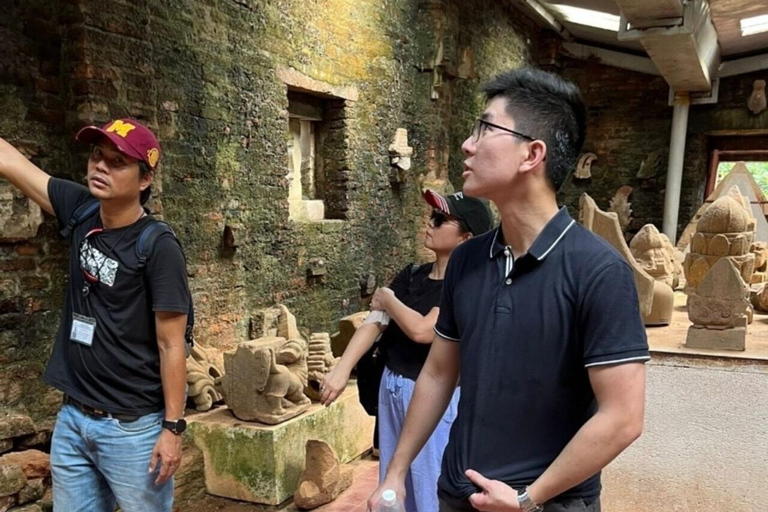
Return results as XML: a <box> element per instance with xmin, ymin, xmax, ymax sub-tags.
<box><xmin>369</xmin><ymin>68</ymin><xmax>648</xmax><ymax>512</ymax></box>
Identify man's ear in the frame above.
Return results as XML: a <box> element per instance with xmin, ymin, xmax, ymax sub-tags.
<box><xmin>139</xmin><ymin>168</ymin><xmax>154</xmax><ymax>191</ymax></box>
<box><xmin>461</xmin><ymin>232</ymin><xmax>473</xmax><ymax>243</ymax></box>
<box><xmin>518</xmin><ymin>140</ymin><xmax>547</xmax><ymax>177</ymax></box>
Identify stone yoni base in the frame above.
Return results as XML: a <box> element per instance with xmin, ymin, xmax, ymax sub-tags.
<box><xmin>685</xmin><ymin>326</ymin><xmax>746</xmax><ymax>351</ymax></box>
<box><xmin>188</xmin><ymin>385</ymin><xmax>374</xmax><ymax>505</ymax></box>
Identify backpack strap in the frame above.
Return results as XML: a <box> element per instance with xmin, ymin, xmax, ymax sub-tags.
<box><xmin>135</xmin><ymin>220</ymin><xmax>195</xmax><ymax>348</ymax></box>
<box><xmin>60</xmin><ymin>199</ymin><xmax>100</xmax><ymax>238</ymax></box>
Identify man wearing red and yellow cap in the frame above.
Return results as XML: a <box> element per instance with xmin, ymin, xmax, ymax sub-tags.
<box><xmin>0</xmin><ymin>119</ymin><xmax>189</xmax><ymax>512</ymax></box>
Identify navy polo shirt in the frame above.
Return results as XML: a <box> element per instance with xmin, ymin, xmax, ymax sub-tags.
<box><xmin>434</xmin><ymin>207</ymin><xmax>649</xmax><ymax>502</ymax></box>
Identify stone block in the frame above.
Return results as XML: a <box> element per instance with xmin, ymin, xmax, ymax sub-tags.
<box><xmin>0</xmin><ymin>495</ymin><xmax>15</xmax><ymax>512</ymax></box>
<box><xmin>294</xmin><ymin>440</ymin><xmax>353</xmax><ymax>510</ymax></box>
<box><xmin>0</xmin><ymin>185</ymin><xmax>43</xmax><ymax>242</ymax></box>
<box><xmin>0</xmin><ymin>464</ymin><xmax>26</xmax><ymax>498</ymax></box>
<box><xmin>9</xmin><ymin>504</ymin><xmax>42</xmax><ymax>512</ymax></box>
<box><xmin>0</xmin><ymin>415</ymin><xmax>34</xmax><ymax>441</ymax></box>
<box><xmin>685</xmin><ymin>325</ymin><xmax>746</xmax><ymax>351</ymax></box>
<box><xmin>16</xmin><ymin>478</ymin><xmax>44</xmax><ymax>505</ymax></box>
<box><xmin>331</xmin><ymin>312</ymin><xmax>368</xmax><ymax>358</ymax></box>
<box><xmin>0</xmin><ymin>451</ymin><xmax>50</xmax><ymax>479</ymax></box>
<box><xmin>188</xmin><ymin>384</ymin><xmax>373</xmax><ymax>505</ymax></box>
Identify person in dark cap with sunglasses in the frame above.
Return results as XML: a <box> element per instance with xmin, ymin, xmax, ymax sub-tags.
<box><xmin>320</xmin><ymin>189</ymin><xmax>493</xmax><ymax>512</ymax></box>
<box><xmin>370</xmin><ymin>68</ymin><xmax>648</xmax><ymax>512</ymax></box>
<box><xmin>0</xmin><ymin>119</ymin><xmax>189</xmax><ymax>512</ymax></box>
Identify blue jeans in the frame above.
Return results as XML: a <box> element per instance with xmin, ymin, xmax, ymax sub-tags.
<box><xmin>51</xmin><ymin>404</ymin><xmax>173</xmax><ymax>512</ymax></box>
<box><xmin>379</xmin><ymin>367</ymin><xmax>460</xmax><ymax>512</ymax></box>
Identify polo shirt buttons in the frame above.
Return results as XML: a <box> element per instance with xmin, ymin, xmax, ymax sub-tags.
<box><xmin>505</xmin><ymin>278</ymin><xmax>512</xmax><ymax>285</ymax></box>
<box><xmin>504</xmin><ymin>249</ymin><xmax>510</xmax><ymax>257</ymax></box>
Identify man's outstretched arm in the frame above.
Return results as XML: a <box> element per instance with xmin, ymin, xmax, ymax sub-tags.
<box><xmin>0</xmin><ymin>138</ymin><xmax>53</xmax><ymax>214</ymax></box>
<box><xmin>368</xmin><ymin>335</ymin><xmax>460</xmax><ymax>510</ymax></box>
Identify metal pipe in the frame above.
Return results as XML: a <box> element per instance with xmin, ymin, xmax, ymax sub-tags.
<box><xmin>663</xmin><ymin>92</ymin><xmax>691</xmax><ymax>244</ymax></box>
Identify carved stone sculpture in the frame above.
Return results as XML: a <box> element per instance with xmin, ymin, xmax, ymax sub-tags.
<box><xmin>331</xmin><ymin>312</ymin><xmax>368</xmax><ymax>357</ymax></box>
<box><xmin>579</xmin><ymin>193</ymin><xmax>674</xmax><ymax>326</ymax></box>
<box><xmin>630</xmin><ymin>224</ymin><xmax>683</xmax><ymax>289</ymax></box>
<box><xmin>748</xmin><ymin>79</ymin><xmax>767</xmax><ymax>115</ymax></box>
<box><xmin>753</xmin><ymin>283</ymin><xmax>768</xmax><ymax>312</ymax></box>
<box><xmin>294</xmin><ymin>440</ymin><xmax>353</xmax><ymax>510</ymax></box>
<box><xmin>683</xmin><ymin>187</ymin><xmax>756</xmax><ymax>292</ymax></box>
<box><xmin>389</xmin><ymin>128</ymin><xmax>413</xmax><ymax>184</ymax></box>
<box><xmin>305</xmin><ymin>333</ymin><xmax>338</xmax><ymax>401</ymax></box>
<box><xmin>574</xmin><ymin>153</ymin><xmax>597</xmax><ymax>179</ymax></box>
<box><xmin>221</xmin><ymin>336</ymin><xmax>310</xmax><ymax>424</ymax></box>
<box><xmin>0</xmin><ymin>184</ymin><xmax>43</xmax><ymax>242</ymax></box>
<box><xmin>608</xmin><ymin>185</ymin><xmax>633</xmax><ymax>234</ymax></box>
<box><xmin>686</xmin><ymin>259</ymin><xmax>749</xmax><ymax>351</ymax></box>
<box><xmin>750</xmin><ymin>241</ymin><xmax>767</xmax><ymax>284</ymax></box>
<box><xmin>186</xmin><ymin>344</ymin><xmax>225</xmax><ymax>412</ymax></box>
<box><xmin>637</xmin><ymin>149</ymin><xmax>664</xmax><ymax>179</ymax></box>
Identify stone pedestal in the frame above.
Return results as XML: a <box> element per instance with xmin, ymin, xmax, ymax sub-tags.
<box><xmin>685</xmin><ymin>325</ymin><xmax>747</xmax><ymax>351</ymax></box>
<box><xmin>188</xmin><ymin>384</ymin><xmax>373</xmax><ymax>505</ymax></box>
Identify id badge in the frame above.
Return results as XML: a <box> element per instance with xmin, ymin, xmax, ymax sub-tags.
<box><xmin>70</xmin><ymin>313</ymin><xmax>96</xmax><ymax>346</ymax></box>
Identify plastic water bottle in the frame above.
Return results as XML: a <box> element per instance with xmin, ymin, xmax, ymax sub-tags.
<box><xmin>375</xmin><ymin>489</ymin><xmax>405</xmax><ymax>512</ymax></box>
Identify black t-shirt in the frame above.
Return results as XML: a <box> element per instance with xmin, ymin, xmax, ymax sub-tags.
<box><xmin>380</xmin><ymin>263</ymin><xmax>443</xmax><ymax>381</ymax></box>
<box><xmin>433</xmin><ymin>208</ymin><xmax>649</xmax><ymax>501</ymax></box>
<box><xmin>43</xmin><ymin>178</ymin><xmax>190</xmax><ymax>415</ymax></box>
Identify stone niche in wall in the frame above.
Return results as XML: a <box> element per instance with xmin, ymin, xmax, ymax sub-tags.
<box><xmin>0</xmin><ymin>184</ymin><xmax>43</xmax><ymax>242</ymax></box>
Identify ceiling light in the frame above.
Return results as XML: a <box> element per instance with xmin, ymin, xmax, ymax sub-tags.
<box><xmin>741</xmin><ymin>14</ymin><xmax>768</xmax><ymax>37</ymax></box>
<box><xmin>549</xmin><ymin>4</ymin><xmax>621</xmax><ymax>32</ymax></box>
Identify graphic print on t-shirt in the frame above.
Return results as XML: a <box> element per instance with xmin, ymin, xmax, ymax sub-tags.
<box><xmin>80</xmin><ymin>239</ymin><xmax>119</xmax><ymax>286</ymax></box>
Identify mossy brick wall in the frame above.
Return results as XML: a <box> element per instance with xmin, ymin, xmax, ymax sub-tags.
<box><xmin>0</xmin><ymin>0</ymin><xmax>537</xmax><ymax>421</ymax></box>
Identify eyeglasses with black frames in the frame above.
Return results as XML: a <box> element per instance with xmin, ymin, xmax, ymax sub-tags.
<box><xmin>471</xmin><ymin>118</ymin><xmax>535</xmax><ymax>143</ymax></box>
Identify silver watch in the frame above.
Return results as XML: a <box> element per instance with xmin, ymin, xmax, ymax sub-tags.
<box><xmin>518</xmin><ymin>489</ymin><xmax>544</xmax><ymax>512</ymax></box>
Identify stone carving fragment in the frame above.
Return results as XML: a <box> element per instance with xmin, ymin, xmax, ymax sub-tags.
<box><xmin>389</xmin><ymin>128</ymin><xmax>413</xmax><ymax>184</ymax></box>
<box><xmin>637</xmin><ymin>149</ymin><xmax>664</xmax><ymax>179</ymax></box>
<box><xmin>330</xmin><ymin>312</ymin><xmax>368</xmax><ymax>357</ymax></box>
<box><xmin>186</xmin><ymin>344</ymin><xmax>225</xmax><ymax>412</ymax></box>
<box><xmin>753</xmin><ymin>283</ymin><xmax>768</xmax><ymax>312</ymax></box>
<box><xmin>0</xmin><ymin>184</ymin><xmax>43</xmax><ymax>242</ymax></box>
<box><xmin>683</xmin><ymin>188</ymin><xmax>756</xmax><ymax>292</ymax></box>
<box><xmin>750</xmin><ymin>241</ymin><xmax>767</xmax><ymax>284</ymax></box>
<box><xmin>574</xmin><ymin>153</ymin><xmax>597</xmax><ymax>179</ymax></box>
<box><xmin>579</xmin><ymin>193</ymin><xmax>674</xmax><ymax>325</ymax></box>
<box><xmin>748</xmin><ymin>79</ymin><xmax>767</xmax><ymax>115</ymax></box>
<box><xmin>630</xmin><ymin>224</ymin><xmax>683</xmax><ymax>289</ymax></box>
<box><xmin>686</xmin><ymin>259</ymin><xmax>749</xmax><ymax>351</ymax></box>
<box><xmin>221</xmin><ymin>305</ymin><xmax>310</xmax><ymax>424</ymax></box>
<box><xmin>294</xmin><ymin>440</ymin><xmax>353</xmax><ymax>510</ymax></box>
<box><xmin>608</xmin><ymin>186</ymin><xmax>633</xmax><ymax>234</ymax></box>
<box><xmin>305</xmin><ymin>333</ymin><xmax>338</xmax><ymax>401</ymax></box>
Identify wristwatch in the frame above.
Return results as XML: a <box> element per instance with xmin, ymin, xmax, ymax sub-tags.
<box><xmin>162</xmin><ymin>418</ymin><xmax>187</xmax><ymax>435</ymax></box>
<box><xmin>518</xmin><ymin>489</ymin><xmax>543</xmax><ymax>512</ymax></box>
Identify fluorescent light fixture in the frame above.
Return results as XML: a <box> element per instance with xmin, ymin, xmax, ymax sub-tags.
<box><xmin>549</xmin><ymin>4</ymin><xmax>621</xmax><ymax>32</ymax></box>
<box><xmin>741</xmin><ymin>14</ymin><xmax>768</xmax><ymax>37</ymax></box>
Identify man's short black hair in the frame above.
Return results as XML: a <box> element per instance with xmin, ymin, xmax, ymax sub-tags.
<box><xmin>481</xmin><ymin>67</ymin><xmax>586</xmax><ymax>191</ymax></box>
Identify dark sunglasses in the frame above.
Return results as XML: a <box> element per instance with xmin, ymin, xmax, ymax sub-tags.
<box><xmin>471</xmin><ymin>118</ymin><xmax>535</xmax><ymax>143</ymax></box>
<box><xmin>429</xmin><ymin>210</ymin><xmax>470</xmax><ymax>233</ymax></box>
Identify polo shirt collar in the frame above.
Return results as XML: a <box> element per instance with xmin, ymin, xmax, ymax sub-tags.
<box><xmin>488</xmin><ymin>207</ymin><xmax>576</xmax><ymax>261</ymax></box>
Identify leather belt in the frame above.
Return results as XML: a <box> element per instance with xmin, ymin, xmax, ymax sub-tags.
<box><xmin>63</xmin><ymin>395</ymin><xmax>140</xmax><ymax>422</ymax></box>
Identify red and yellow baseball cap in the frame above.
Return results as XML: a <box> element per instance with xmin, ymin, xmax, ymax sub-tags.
<box><xmin>76</xmin><ymin>118</ymin><xmax>161</xmax><ymax>170</ymax></box>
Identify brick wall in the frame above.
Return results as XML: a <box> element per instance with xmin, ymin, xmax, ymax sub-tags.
<box><xmin>0</xmin><ymin>0</ymin><xmax>538</xmax><ymax>421</ymax></box>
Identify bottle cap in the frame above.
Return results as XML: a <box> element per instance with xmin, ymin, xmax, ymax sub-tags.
<box><xmin>382</xmin><ymin>489</ymin><xmax>397</xmax><ymax>505</ymax></box>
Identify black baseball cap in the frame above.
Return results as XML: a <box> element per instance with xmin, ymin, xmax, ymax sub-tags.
<box><xmin>424</xmin><ymin>189</ymin><xmax>494</xmax><ymax>236</ymax></box>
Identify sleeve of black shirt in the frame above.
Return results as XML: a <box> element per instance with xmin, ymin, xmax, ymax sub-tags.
<box><xmin>387</xmin><ymin>264</ymin><xmax>413</xmax><ymax>300</ymax></box>
<box><xmin>580</xmin><ymin>260</ymin><xmax>650</xmax><ymax>368</ymax></box>
<box><xmin>146</xmin><ymin>234</ymin><xmax>191</xmax><ymax>313</ymax></box>
<box><xmin>47</xmin><ymin>178</ymin><xmax>94</xmax><ymax>233</ymax></box>
<box><xmin>434</xmin><ymin>245</ymin><xmax>463</xmax><ymax>342</ymax></box>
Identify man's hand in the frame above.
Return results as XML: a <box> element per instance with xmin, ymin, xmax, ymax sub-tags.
<box><xmin>371</xmin><ymin>287</ymin><xmax>395</xmax><ymax>312</ymax></box>
<box><xmin>466</xmin><ymin>469</ymin><xmax>521</xmax><ymax>512</ymax></box>
<box><xmin>319</xmin><ymin>364</ymin><xmax>351</xmax><ymax>406</ymax></box>
<box><xmin>367</xmin><ymin>474</ymin><xmax>406</xmax><ymax>512</ymax></box>
<box><xmin>148</xmin><ymin>429</ymin><xmax>182</xmax><ymax>485</ymax></box>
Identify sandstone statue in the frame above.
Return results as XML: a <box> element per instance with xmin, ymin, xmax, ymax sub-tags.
<box><xmin>608</xmin><ymin>185</ymin><xmax>633</xmax><ymax>235</ymax></box>
<box><xmin>186</xmin><ymin>344</ymin><xmax>225</xmax><ymax>412</ymax></box>
<box><xmin>686</xmin><ymin>258</ymin><xmax>750</xmax><ymax>351</ymax></box>
<box><xmin>683</xmin><ymin>187</ymin><xmax>756</xmax><ymax>293</ymax></box>
<box><xmin>294</xmin><ymin>440</ymin><xmax>353</xmax><ymax>510</ymax></box>
<box><xmin>305</xmin><ymin>333</ymin><xmax>338</xmax><ymax>401</ymax></box>
<box><xmin>579</xmin><ymin>193</ymin><xmax>674</xmax><ymax>326</ymax></box>
<box><xmin>221</xmin><ymin>305</ymin><xmax>311</xmax><ymax>424</ymax></box>
<box><xmin>750</xmin><ymin>241</ymin><xmax>767</xmax><ymax>284</ymax></box>
<box><xmin>630</xmin><ymin>224</ymin><xmax>683</xmax><ymax>289</ymax></box>
<box><xmin>574</xmin><ymin>152</ymin><xmax>596</xmax><ymax>179</ymax></box>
